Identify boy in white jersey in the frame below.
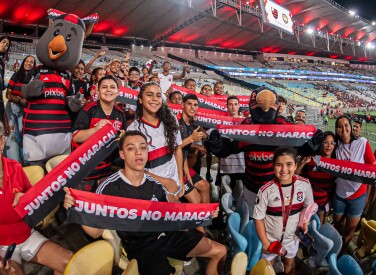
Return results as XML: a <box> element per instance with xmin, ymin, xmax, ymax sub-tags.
<box><xmin>254</xmin><ymin>147</ymin><xmax>313</xmax><ymax>274</ymax></box>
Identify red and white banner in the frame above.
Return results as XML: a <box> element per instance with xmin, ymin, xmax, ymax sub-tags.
<box><xmin>212</xmin><ymin>95</ymin><xmax>250</xmax><ymax>109</ymax></box>
<box><xmin>193</xmin><ymin>113</ymin><xmax>244</xmax><ymax>129</ymax></box>
<box><xmin>15</xmin><ymin>124</ymin><xmax>119</xmax><ymax>227</ymax></box>
<box><xmin>67</xmin><ymin>189</ymin><xmax>219</xmax><ymax>232</ymax></box>
<box><xmin>314</xmin><ymin>156</ymin><xmax>376</xmax><ymax>185</ymax></box>
<box><xmin>168</xmin><ymin>103</ymin><xmax>228</xmax><ymax>117</ymax></box>
<box><xmin>218</xmin><ymin>124</ymin><xmax>316</xmax><ymax>146</ymax></box>
<box><xmin>171</xmin><ymin>85</ymin><xmax>228</xmax><ymax>112</ymax></box>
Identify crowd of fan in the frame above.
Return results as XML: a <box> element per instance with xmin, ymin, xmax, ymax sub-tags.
<box><xmin>0</xmin><ymin>34</ymin><xmax>376</xmax><ymax>275</ymax></box>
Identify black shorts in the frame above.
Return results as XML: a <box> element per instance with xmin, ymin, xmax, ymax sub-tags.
<box><xmin>127</xmin><ymin>231</ymin><xmax>203</xmax><ymax>275</ymax></box>
<box><xmin>184</xmin><ymin>180</ymin><xmax>195</xmax><ymax>195</ymax></box>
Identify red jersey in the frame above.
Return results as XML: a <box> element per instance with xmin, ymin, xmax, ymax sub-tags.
<box><xmin>0</xmin><ymin>157</ymin><xmax>32</xmax><ymax>245</ymax></box>
<box><xmin>72</xmin><ymin>101</ymin><xmax>126</xmax><ymax>180</ymax></box>
<box><xmin>302</xmin><ymin>159</ymin><xmax>336</xmax><ymax>207</ymax></box>
<box><xmin>7</xmin><ymin>73</ymin><xmax>23</xmax><ymax>98</ymax></box>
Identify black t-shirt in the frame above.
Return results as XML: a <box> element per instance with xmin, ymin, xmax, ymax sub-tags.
<box><xmin>96</xmin><ymin>171</ymin><xmax>168</xmax><ymax>247</ymax></box>
<box><xmin>177</xmin><ymin>114</ymin><xmax>195</xmax><ymax>160</ymax></box>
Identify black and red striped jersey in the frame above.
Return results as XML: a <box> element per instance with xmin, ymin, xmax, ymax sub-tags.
<box><xmin>72</xmin><ymin>101</ymin><xmax>126</xmax><ymax>180</ymax></box>
<box><xmin>7</xmin><ymin>73</ymin><xmax>23</xmax><ymax>97</ymax></box>
<box><xmin>238</xmin><ymin>116</ymin><xmax>293</xmax><ymax>193</ymax></box>
<box><xmin>301</xmin><ymin>159</ymin><xmax>336</xmax><ymax>207</ymax></box>
<box><xmin>23</xmin><ymin>65</ymin><xmax>73</xmax><ymax>136</ymax></box>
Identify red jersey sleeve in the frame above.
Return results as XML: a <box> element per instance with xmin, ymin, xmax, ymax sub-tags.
<box><xmin>364</xmin><ymin>141</ymin><xmax>375</xmax><ymax>164</ymax></box>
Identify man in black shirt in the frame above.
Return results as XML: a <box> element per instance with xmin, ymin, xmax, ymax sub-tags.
<box><xmin>178</xmin><ymin>94</ymin><xmax>210</xmax><ymax>203</ymax></box>
<box><xmin>64</xmin><ymin>130</ymin><xmax>226</xmax><ymax>275</ymax></box>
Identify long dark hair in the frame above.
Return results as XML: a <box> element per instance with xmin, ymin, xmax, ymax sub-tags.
<box><xmin>0</xmin><ymin>36</ymin><xmax>11</xmax><ymax>62</ymax></box>
<box><xmin>335</xmin><ymin>115</ymin><xmax>355</xmax><ymax>144</ymax></box>
<box><xmin>136</xmin><ymin>82</ymin><xmax>178</xmax><ymax>155</ymax></box>
<box><xmin>320</xmin><ymin>131</ymin><xmax>336</xmax><ymax>158</ymax></box>
<box><xmin>14</xmin><ymin>55</ymin><xmax>35</xmax><ymax>83</ymax></box>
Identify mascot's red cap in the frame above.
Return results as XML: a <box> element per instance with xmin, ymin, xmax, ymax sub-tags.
<box><xmin>47</xmin><ymin>9</ymin><xmax>99</xmax><ymax>31</ymax></box>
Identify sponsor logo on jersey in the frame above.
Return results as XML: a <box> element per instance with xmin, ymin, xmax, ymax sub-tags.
<box><xmin>44</xmin><ymin>88</ymin><xmax>65</xmax><ymax>97</ymax></box>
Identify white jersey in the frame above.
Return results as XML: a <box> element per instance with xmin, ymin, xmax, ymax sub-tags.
<box><xmin>253</xmin><ymin>176</ymin><xmax>314</xmax><ymax>246</ymax></box>
<box><xmin>127</xmin><ymin>118</ymin><xmax>182</xmax><ymax>184</ymax></box>
<box><xmin>220</xmin><ymin>152</ymin><xmax>245</xmax><ymax>174</ymax></box>
<box><xmin>158</xmin><ymin>73</ymin><xmax>173</xmax><ymax>94</ymax></box>
<box><xmin>335</xmin><ymin>137</ymin><xmax>374</xmax><ymax>199</ymax></box>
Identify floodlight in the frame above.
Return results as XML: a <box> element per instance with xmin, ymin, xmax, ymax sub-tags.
<box><xmin>307</xmin><ymin>28</ymin><xmax>314</xmax><ymax>34</ymax></box>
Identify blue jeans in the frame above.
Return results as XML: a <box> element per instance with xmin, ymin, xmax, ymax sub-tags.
<box><xmin>333</xmin><ymin>193</ymin><xmax>367</xmax><ymax>218</ymax></box>
<box><xmin>5</xmin><ymin>102</ymin><xmax>23</xmax><ymax>162</ymax></box>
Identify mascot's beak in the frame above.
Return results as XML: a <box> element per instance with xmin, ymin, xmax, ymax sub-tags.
<box><xmin>48</xmin><ymin>35</ymin><xmax>67</xmax><ymax>60</ymax></box>
<box><xmin>256</xmin><ymin>90</ymin><xmax>276</xmax><ymax>112</ymax></box>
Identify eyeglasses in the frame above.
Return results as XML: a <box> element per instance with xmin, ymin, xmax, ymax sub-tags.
<box><xmin>323</xmin><ymin>141</ymin><xmax>336</xmax><ymax>146</ymax></box>
<box><xmin>129</xmin><ymin>73</ymin><xmax>140</xmax><ymax>76</ymax></box>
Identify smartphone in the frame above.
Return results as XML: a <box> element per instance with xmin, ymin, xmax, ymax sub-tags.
<box><xmin>295</xmin><ymin>227</ymin><xmax>313</xmax><ymax>247</ymax></box>
<box><xmin>2</xmin><ymin>243</ymin><xmax>16</xmax><ymax>266</ymax></box>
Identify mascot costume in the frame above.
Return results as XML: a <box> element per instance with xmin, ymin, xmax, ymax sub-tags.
<box><xmin>205</xmin><ymin>86</ymin><xmax>323</xmax><ymax>215</ymax></box>
<box><xmin>21</xmin><ymin>9</ymin><xmax>98</xmax><ymax>164</ymax></box>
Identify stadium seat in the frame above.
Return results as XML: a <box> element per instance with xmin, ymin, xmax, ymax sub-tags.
<box><xmin>23</xmin><ymin>166</ymin><xmax>44</xmax><ymax>185</ymax></box>
<box><xmin>167</xmin><ymin>258</ymin><xmax>184</xmax><ymax>275</ymax></box>
<box><xmin>319</xmin><ymin>223</ymin><xmax>342</xmax><ymax>258</ymax></box>
<box><xmin>102</xmin><ymin>230</ymin><xmax>129</xmax><ymax>270</ymax></box>
<box><xmin>64</xmin><ymin>240</ymin><xmax>114</xmax><ymax>275</ymax></box>
<box><xmin>228</xmin><ymin>213</ymin><xmax>247</xmax><ymax>254</ymax></box>
<box><xmin>221</xmin><ymin>192</ymin><xmax>235</xmax><ymax>215</ymax></box>
<box><xmin>25</xmin><ymin>162</ymin><xmax>57</xmax><ymax>229</ymax></box>
<box><xmin>250</xmin><ymin>258</ymin><xmax>276</xmax><ymax>275</ymax></box>
<box><xmin>233</xmin><ymin>180</ymin><xmax>244</xmax><ymax>201</ymax></box>
<box><xmin>355</xmin><ymin>218</ymin><xmax>376</xmax><ymax>259</ymax></box>
<box><xmin>231</xmin><ymin>252</ymin><xmax>247</xmax><ymax>275</ymax></box>
<box><xmin>308</xmin><ymin>213</ymin><xmax>321</xmax><ymax>236</ymax></box>
<box><xmin>221</xmin><ymin>175</ymin><xmax>232</xmax><ymax>194</ymax></box>
<box><xmin>308</xmin><ymin>220</ymin><xmax>333</xmax><ymax>268</ymax></box>
<box><xmin>122</xmin><ymin>259</ymin><xmax>138</xmax><ymax>275</ymax></box>
<box><xmin>236</xmin><ymin>197</ymin><xmax>249</xmax><ymax>233</ymax></box>
<box><xmin>45</xmin><ymin>154</ymin><xmax>69</xmax><ymax>172</ymax></box>
<box><xmin>242</xmin><ymin>220</ymin><xmax>262</xmax><ymax>271</ymax></box>
<box><xmin>327</xmin><ymin>254</ymin><xmax>362</xmax><ymax>275</ymax></box>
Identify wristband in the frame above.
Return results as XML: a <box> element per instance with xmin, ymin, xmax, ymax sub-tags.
<box><xmin>163</xmin><ymin>183</ymin><xmax>182</xmax><ymax>196</ymax></box>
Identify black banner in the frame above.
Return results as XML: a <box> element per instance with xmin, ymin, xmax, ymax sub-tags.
<box><xmin>15</xmin><ymin>124</ymin><xmax>119</xmax><ymax>227</ymax></box>
<box><xmin>217</xmin><ymin>124</ymin><xmax>317</xmax><ymax>146</ymax></box>
<box><xmin>314</xmin><ymin>156</ymin><xmax>376</xmax><ymax>185</ymax></box>
<box><xmin>67</xmin><ymin>189</ymin><xmax>219</xmax><ymax>232</ymax></box>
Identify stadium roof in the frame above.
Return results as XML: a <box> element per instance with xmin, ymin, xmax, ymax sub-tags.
<box><xmin>2</xmin><ymin>0</ymin><xmax>376</xmax><ymax>60</ymax></box>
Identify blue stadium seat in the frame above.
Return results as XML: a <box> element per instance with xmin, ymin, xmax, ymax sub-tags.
<box><xmin>308</xmin><ymin>214</ymin><xmax>321</xmax><ymax>236</ymax></box>
<box><xmin>308</xmin><ymin>220</ymin><xmax>333</xmax><ymax>268</ymax></box>
<box><xmin>221</xmin><ymin>192</ymin><xmax>235</xmax><ymax>216</ymax></box>
<box><xmin>242</xmin><ymin>220</ymin><xmax>262</xmax><ymax>271</ymax></box>
<box><xmin>236</xmin><ymin>197</ymin><xmax>249</xmax><ymax>233</ymax></box>
<box><xmin>327</xmin><ymin>254</ymin><xmax>362</xmax><ymax>275</ymax></box>
<box><xmin>222</xmin><ymin>175</ymin><xmax>232</xmax><ymax>194</ymax></box>
<box><xmin>228</xmin><ymin>213</ymin><xmax>248</xmax><ymax>254</ymax></box>
<box><xmin>319</xmin><ymin>223</ymin><xmax>342</xmax><ymax>258</ymax></box>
